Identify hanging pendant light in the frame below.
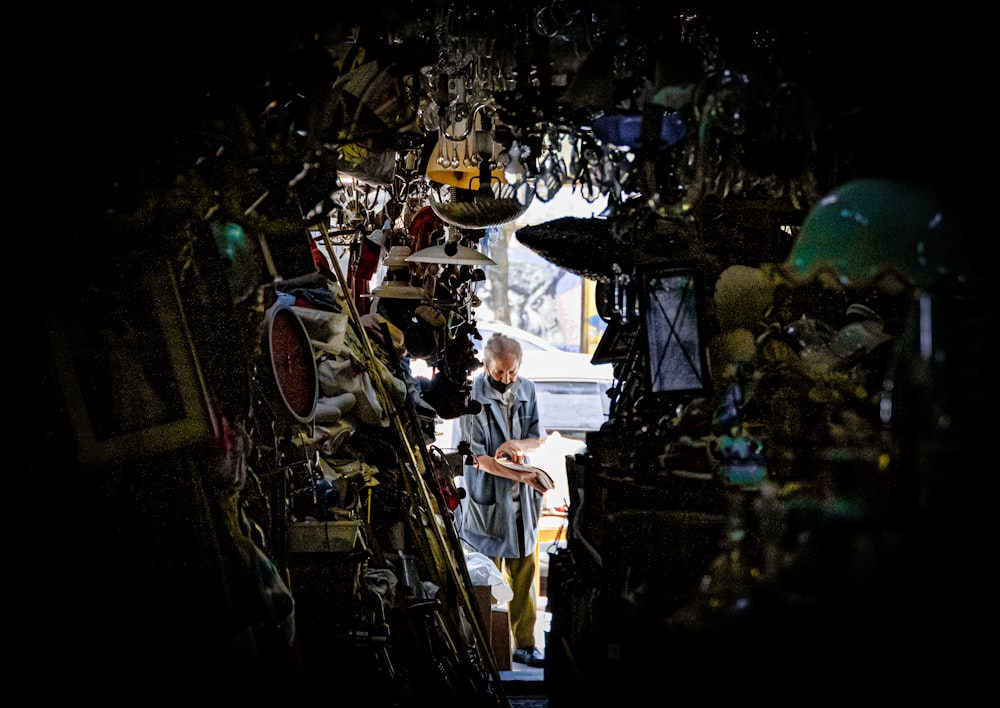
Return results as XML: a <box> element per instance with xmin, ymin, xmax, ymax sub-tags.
<box><xmin>372</xmin><ymin>246</ymin><xmax>426</xmax><ymax>299</ymax></box>
<box><xmin>425</xmin><ymin>104</ymin><xmax>533</xmax><ymax>229</ymax></box>
<box><xmin>406</xmin><ymin>226</ymin><xmax>497</xmax><ymax>266</ymax></box>
<box><xmin>428</xmin><ymin>178</ymin><xmax>532</xmax><ymax>230</ymax></box>
<box><xmin>406</xmin><ymin>243</ymin><xmax>497</xmax><ymax>266</ymax></box>
<box><xmin>425</xmin><ymin>131</ymin><xmax>506</xmax><ymax>190</ymax></box>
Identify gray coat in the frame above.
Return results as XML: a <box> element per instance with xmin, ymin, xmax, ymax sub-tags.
<box><xmin>458</xmin><ymin>373</ymin><xmax>545</xmax><ymax>558</ymax></box>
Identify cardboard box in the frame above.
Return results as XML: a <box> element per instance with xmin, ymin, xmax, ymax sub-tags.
<box><xmin>473</xmin><ymin>585</ymin><xmax>492</xmax><ymax>628</ymax></box>
<box><xmin>489</xmin><ymin>606</ymin><xmax>512</xmax><ymax>671</ymax></box>
<box><xmin>471</xmin><ymin>585</ymin><xmax>512</xmax><ymax>671</ymax></box>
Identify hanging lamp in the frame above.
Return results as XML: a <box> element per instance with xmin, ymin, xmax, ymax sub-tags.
<box><xmin>371</xmin><ymin>246</ymin><xmax>426</xmax><ymax>299</ymax></box>
<box><xmin>406</xmin><ymin>226</ymin><xmax>497</xmax><ymax>266</ymax></box>
<box><xmin>425</xmin><ymin>104</ymin><xmax>532</xmax><ymax>229</ymax></box>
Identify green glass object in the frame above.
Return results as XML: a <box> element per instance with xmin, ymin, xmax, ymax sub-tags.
<box><xmin>785</xmin><ymin>178</ymin><xmax>970</xmax><ymax>287</ymax></box>
<box><xmin>213</xmin><ymin>221</ymin><xmax>246</xmax><ymax>260</ymax></box>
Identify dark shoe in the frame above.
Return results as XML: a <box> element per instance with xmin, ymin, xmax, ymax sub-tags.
<box><xmin>512</xmin><ymin>646</ymin><xmax>545</xmax><ymax>667</ymax></box>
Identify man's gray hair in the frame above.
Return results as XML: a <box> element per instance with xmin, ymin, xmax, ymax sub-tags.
<box><xmin>482</xmin><ymin>332</ymin><xmax>522</xmax><ymax>365</ymax></box>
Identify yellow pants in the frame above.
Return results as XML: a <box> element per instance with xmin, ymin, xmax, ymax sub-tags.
<box><xmin>492</xmin><ymin>552</ymin><xmax>538</xmax><ymax>650</ymax></box>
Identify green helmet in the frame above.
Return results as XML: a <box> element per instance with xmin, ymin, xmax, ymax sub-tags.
<box><xmin>785</xmin><ymin>178</ymin><xmax>969</xmax><ymax>288</ymax></box>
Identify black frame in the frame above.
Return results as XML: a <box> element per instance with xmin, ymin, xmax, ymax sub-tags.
<box><xmin>638</xmin><ymin>265</ymin><xmax>710</xmax><ymax>398</ymax></box>
<box><xmin>590</xmin><ymin>318</ymin><xmax>638</xmax><ymax>365</ymax></box>
<box><xmin>45</xmin><ymin>265</ymin><xmax>219</xmax><ymax>467</ymax></box>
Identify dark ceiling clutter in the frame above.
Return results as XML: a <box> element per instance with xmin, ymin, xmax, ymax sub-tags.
<box><xmin>32</xmin><ymin>3</ymin><xmax>986</xmax><ymax>702</ymax></box>
<box><xmin>55</xmin><ymin>9</ymin><xmax>974</xmax><ymax>216</ymax></box>
<box><xmin>48</xmin><ymin>4</ymin><xmax>984</xmax><ymax>295</ymax></box>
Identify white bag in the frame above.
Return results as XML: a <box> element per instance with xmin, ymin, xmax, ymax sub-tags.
<box><xmin>464</xmin><ymin>551</ymin><xmax>513</xmax><ymax>604</ymax></box>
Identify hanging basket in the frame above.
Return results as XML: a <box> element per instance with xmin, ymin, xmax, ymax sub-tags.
<box><xmin>428</xmin><ymin>182</ymin><xmax>531</xmax><ymax>229</ymax></box>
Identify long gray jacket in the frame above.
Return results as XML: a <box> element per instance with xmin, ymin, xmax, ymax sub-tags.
<box><xmin>457</xmin><ymin>373</ymin><xmax>545</xmax><ymax>558</ymax></box>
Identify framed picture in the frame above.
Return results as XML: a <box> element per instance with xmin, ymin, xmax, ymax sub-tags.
<box><xmin>590</xmin><ymin>318</ymin><xmax>638</xmax><ymax>365</ymax></box>
<box><xmin>639</xmin><ymin>266</ymin><xmax>710</xmax><ymax>398</ymax></box>
<box><xmin>46</xmin><ymin>265</ymin><xmax>219</xmax><ymax>467</ymax></box>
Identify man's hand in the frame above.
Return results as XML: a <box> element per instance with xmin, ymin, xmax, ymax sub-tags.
<box><xmin>496</xmin><ymin>447</ymin><xmax>525</xmax><ymax>464</ymax></box>
<box><xmin>523</xmin><ymin>470</ymin><xmax>548</xmax><ymax>495</ymax></box>
<box><xmin>496</xmin><ymin>437</ymin><xmax>542</xmax><ymax>463</ymax></box>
